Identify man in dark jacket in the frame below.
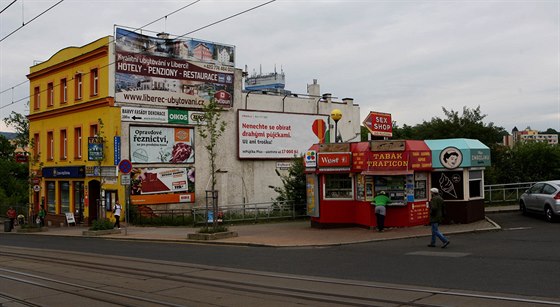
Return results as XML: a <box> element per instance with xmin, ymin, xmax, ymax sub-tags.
<box><xmin>428</xmin><ymin>188</ymin><xmax>450</xmax><ymax>248</ymax></box>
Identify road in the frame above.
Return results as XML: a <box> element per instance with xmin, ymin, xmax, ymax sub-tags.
<box><xmin>1</xmin><ymin>211</ymin><xmax>559</xmax><ymax>304</ymax></box>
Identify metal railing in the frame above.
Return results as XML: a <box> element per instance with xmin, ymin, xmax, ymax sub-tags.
<box><xmin>131</xmin><ymin>200</ymin><xmax>307</xmax><ymax>226</ymax></box>
<box><xmin>484</xmin><ymin>182</ymin><xmax>535</xmax><ymax>204</ymax></box>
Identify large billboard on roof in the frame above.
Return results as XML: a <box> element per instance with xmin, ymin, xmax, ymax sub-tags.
<box><xmin>114</xmin><ymin>27</ymin><xmax>235</xmax><ymax>108</ymax></box>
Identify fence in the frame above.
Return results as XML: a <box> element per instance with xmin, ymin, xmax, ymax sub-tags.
<box><xmin>484</xmin><ymin>182</ymin><xmax>534</xmax><ymax>204</ymax></box>
<box><xmin>132</xmin><ymin>200</ymin><xmax>307</xmax><ymax>226</ymax></box>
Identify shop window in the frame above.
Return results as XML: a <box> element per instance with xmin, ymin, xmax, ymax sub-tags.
<box><xmin>60</xmin><ymin>78</ymin><xmax>68</xmax><ymax>104</ymax></box>
<box><xmin>46</xmin><ymin>181</ymin><xmax>56</xmax><ymax>212</ymax></box>
<box><xmin>324</xmin><ymin>174</ymin><xmax>353</xmax><ymax>199</ymax></box>
<box><xmin>375</xmin><ymin>175</ymin><xmax>406</xmax><ymax>204</ymax></box>
<box><xmin>469</xmin><ymin>170</ymin><xmax>483</xmax><ymax>199</ymax></box>
<box><xmin>74</xmin><ymin>127</ymin><xmax>82</xmax><ymax>159</ymax></box>
<box><xmin>414</xmin><ymin>172</ymin><xmax>428</xmax><ymax>200</ymax></box>
<box><xmin>47</xmin><ymin>83</ymin><xmax>54</xmax><ymax>107</ymax></box>
<box><xmin>60</xmin><ymin>181</ymin><xmax>70</xmax><ymax>213</ymax></box>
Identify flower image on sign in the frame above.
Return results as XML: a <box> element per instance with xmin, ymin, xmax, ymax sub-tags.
<box><xmin>130</xmin><ymin>126</ymin><xmax>194</xmax><ymax>163</ymax></box>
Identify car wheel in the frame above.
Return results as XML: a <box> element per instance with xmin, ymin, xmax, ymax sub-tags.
<box><xmin>520</xmin><ymin>202</ymin><xmax>527</xmax><ymax>215</ymax></box>
<box><xmin>544</xmin><ymin>206</ymin><xmax>555</xmax><ymax>222</ymax></box>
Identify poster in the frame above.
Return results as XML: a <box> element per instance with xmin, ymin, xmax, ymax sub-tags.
<box><xmin>130</xmin><ymin>167</ymin><xmax>195</xmax><ymax>205</ymax></box>
<box><xmin>130</xmin><ymin>126</ymin><xmax>194</xmax><ymax>163</ymax></box>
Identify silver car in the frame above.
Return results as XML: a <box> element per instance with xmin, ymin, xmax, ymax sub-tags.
<box><xmin>519</xmin><ymin>180</ymin><xmax>560</xmax><ymax>222</ymax></box>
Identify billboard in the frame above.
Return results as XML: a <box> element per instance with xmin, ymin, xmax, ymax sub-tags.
<box><xmin>238</xmin><ymin>110</ymin><xmax>330</xmax><ymax>159</ymax></box>
<box><xmin>130</xmin><ymin>167</ymin><xmax>195</xmax><ymax>205</ymax></box>
<box><xmin>115</xmin><ymin>27</ymin><xmax>235</xmax><ymax>108</ymax></box>
<box><xmin>130</xmin><ymin>126</ymin><xmax>194</xmax><ymax>163</ymax></box>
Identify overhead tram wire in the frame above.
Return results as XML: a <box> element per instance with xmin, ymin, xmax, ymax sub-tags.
<box><xmin>0</xmin><ymin>0</ymin><xmax>202</xmax><ymax>108</ymax></box>
<box><xmin>0</xmin><ymin>0</ymin><xmax>277</xmax><ymax>111</ymax></box>
<box><xmin>0</xmin><ymin>0</ymin><xmax>65</xmax><ymax>43</ymax></box>
<box><xmin>0</xmin><ymin>0</ymin><xmax>18</xmax><ymax>14</ymax></box>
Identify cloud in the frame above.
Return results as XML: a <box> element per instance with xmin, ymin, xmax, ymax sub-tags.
<box><xmin>1</xmin><ymin>0</ymin><xmax>558</xmax><ymax>133</ymax></box>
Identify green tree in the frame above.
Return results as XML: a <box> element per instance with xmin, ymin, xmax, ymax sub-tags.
<box><xmin>3</xmin><ymin>111</ymin><xmax>29</xmax><ymax>154</ymax></box>
<box><xmin>0</xmin><ymin>135</ymin><xmax>15</xmax><ymax>159</ymax></box>
<box><xmin>269</xmin><ymin>156</ymin><xmax>306</xmax><ymax>214</ymax></box>
<box><xmin>197</xmin><ymin>99</ymin><xmax>227</xmax><ymax>230</ymax></box>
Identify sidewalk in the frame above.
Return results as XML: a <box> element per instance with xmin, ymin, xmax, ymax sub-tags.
<box><xmin>4</xmin><ymin>205</ymin><xmax>517</xmax><ymax>247</ymax></box>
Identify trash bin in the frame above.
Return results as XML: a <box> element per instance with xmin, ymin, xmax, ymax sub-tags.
<box><xmin>4</xmin><ymin>220</ymin><xmax>11</xmax><ymax>232</ymax></box>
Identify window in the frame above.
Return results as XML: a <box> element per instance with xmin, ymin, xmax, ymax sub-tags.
<box><xmin>414</xmin><ymin>172</ymin><xmax>428</xmax><ymax>200</ymax></box>
<box><xmin>60</xmin><ymin>129</ymin><xmax>67</xmax><ymax>159</ymax></box>
<box><xmin>47</xmin><ymin>83</ymin><xmax>54</xmax><ymax>106</ymax></box>
<box><xmin>74</xmin><ymin>127</ymin><xmax>82</xmax><ymax>159</ymax></box>
<box><xmin>469</xmin><ymin>170</ymin><xmax>483</xmax><ymax>198</ymax></box>
<box><xmin>34</xmin><ymin>86</ymin><xmax>40</xmax><ymax>110</ymax></box>
<box><xmin>60</xmin><ymin>78</ymin><xmax>67</xmax><ymax>104</ymax></box>
<box><xmin>47</xmin><ymin>131</ymin><xmax>54</xmax><ymax>161</ymax></box>
<box><xmin>324</xmin><ymin>174</ymin><xmax>353</xmax><ymax>199</ymax></box>
<box><xmin>90</xmin><ymin>124</ymin><xmax>98</xmax><ymax>137</ymax></box>
<box><xmin>33</xmin><ymin>133</ymin><xmax>40</xmax><ymax>158</ymax></box>
<box><xmin>46</xmin><ymin>181</ymin><xmax>55</xmax><ymax>212</ymax></box>
<box><xmin>75</xmin><ymin>73</ymin><xmax>82</xmax><ymax>100</ymax></box>
<box><xmin>60</xmin><ymin>181</ymin><xmax>70</xmax><ymax>213</ymax></box>
<box><xmin>90</xmin><ymin>68</ymin><xmax>99</xmax><ymax>96</ymax></box>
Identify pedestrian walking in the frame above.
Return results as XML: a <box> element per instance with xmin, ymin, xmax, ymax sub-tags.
<box><xmin>372</xmin><ymin>191</ymin><xmax>391</xmax><ymax>232</ymax></box>
<box><xmin>113</xmin><ymin>200</ymin><xmax>122</xmax><ymax>229</ymax></box>
<box><xmin>7</xmin><ymin>207</ymin><xmax>16</xmax><ymax>230</ymax></box>
<box><xmin>428</xmin><ymin>188</ymin><xmax>450</xmax><ymax>248</ymax></box>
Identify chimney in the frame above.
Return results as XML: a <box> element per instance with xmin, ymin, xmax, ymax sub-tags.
<box><xmin>323</xmin><ymin>93</ymin><xmax>332</xmax><ymax>104</ymax></box>
<box><xmin>342</xmin><ymin>98</ymin><xmax>354</xmax><ymax>105</ymax></box>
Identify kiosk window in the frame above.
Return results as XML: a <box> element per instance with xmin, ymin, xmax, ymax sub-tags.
<box><xmin>324</xmin><ymin>174</ymin><xmax>353</xmax><ymax>199</ymax></box>
<box><xmin>469</xmin><ymin>170</ymin><xmax>483</xmax><ymax>198</ymax></box>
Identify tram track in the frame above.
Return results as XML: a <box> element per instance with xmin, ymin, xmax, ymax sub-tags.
<box><xmin>1</xmin><ymin>246</ymin><xmax>559</xmax><ymax>307</ymax></box>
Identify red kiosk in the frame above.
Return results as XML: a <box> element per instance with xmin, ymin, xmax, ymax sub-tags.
<box><xmin>305</xmin><ymin>140</ymin><xmax>434</xmax><ymax>229</ymax></box>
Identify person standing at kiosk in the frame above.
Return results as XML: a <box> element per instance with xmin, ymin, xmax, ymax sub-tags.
<box><xmin>372</xmin><ymin>191</ymin><xmax>391</xmax><ymax>232</ymax></box>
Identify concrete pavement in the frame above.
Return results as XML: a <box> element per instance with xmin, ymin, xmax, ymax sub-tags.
<box><xmin>3</xmin><ymin>205</ymin><xmax>517</xmax><ymax>247</ymax></box>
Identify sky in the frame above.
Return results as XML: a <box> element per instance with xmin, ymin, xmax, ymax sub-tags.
<box><xmin>1</xmin><ymin>0</ymin><xmax>559</xmax><ymax>134</ymax></box>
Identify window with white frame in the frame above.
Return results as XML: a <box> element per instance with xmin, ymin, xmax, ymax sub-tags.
<box><xmin>469</xmin><ymin>170</ymin><xmax>483</xmax><ymax>198</ymax></box>
<box><xmin>324</xmin><ymin>174</ymin><xmax>353</xmax><ymax>199</ymax></box>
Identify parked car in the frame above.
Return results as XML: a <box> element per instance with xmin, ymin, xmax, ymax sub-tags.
<box><xmin>519</xmin><ymin>180</ymin><xmax>560</xmax><ymax>222</ymax></box>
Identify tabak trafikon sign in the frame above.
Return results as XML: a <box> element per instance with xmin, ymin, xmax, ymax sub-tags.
<box><xmin>115</xmin><ymin>27</ymin><xmax>234</xmax><ymax>109</ymax></box>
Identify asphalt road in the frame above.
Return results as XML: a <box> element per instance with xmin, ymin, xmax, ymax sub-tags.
<box><xmin>1</xmin><ymin>211</ymin><xmax>558</xmax><ymax>299</ymax></box>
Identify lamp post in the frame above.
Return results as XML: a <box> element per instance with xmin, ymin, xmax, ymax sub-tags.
<box><xmin>330</xmin><ymin>109</ymin><xmax>342</xmax><ymax>143</ymax></box>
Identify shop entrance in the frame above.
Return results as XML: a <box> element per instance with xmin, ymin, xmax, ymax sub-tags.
<box><xmin>88</xmin><ymin>180</ymin><xmax>100</xmax><ymax>224</ymax></box>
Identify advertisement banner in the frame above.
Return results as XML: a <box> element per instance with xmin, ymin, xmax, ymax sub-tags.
<box><xmin>115</xmin><ymin>28</ymin><xmax>234</xmax><ymax>109</ymax></box>
<box><xmin>130</xmin><ymin>167</ymin><xmax>195</xmax><ymax>205</ymax></box>
<box><xmin>88</xmin><ymin>137</ymin><xmax>103</xmax><ymax>161</ymax></box>
<box><xmin>363</xmin><ymin>111</ymin><xmax>393</xmax><ymax>137</ymax></box>
<box><xmin>130</xmin><ymin>126</ymin><xmax>194</xmax><ymax>163</ymax></box>
<box><xmin>238</xmin><ymin>110</ymin><xmax>330</xmax><ymax>159</ymax></box>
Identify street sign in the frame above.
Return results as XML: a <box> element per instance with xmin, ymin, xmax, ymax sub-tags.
<box><xmin>363</xmin><ymin>111</ymin><xmax>393</xmax><ymax>137</ymax></box>
<box><xmin>121</xmin><ymin>174</ymin><xmax>131</xmax><ymax>185</ymax></box>
<box><xmin>33</xmin><ymin>185</ymin><xmax>41</xmax><ymax>192</ymax></box>
<box><xmin>121</xmin><ymin>106</ymin><xmax>168</xmax><ymax>123</ymax></box>
<box><xmin>118</xmin><ymin>159</ymin><xmax>132</xmax><ymax>174</ymax></box>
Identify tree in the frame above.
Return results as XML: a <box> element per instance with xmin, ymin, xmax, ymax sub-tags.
<box><xmin>3</xmin><ymin>111</ymin><xmax>29</xmax><ymax>154</ymax></box>
<box><xmin>269</xmin><ymin>156</ymin><xmax>307</xmax><ymax>214</ymax></box>
<box><xmin>196</xmin><ymin>99</ymin><xmax>227</xmax><ymax>230</ymax></box>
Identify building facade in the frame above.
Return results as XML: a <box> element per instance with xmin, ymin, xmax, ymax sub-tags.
<box><xmin>27</xmin><ymin>29</ymin><xmax>361</xmax><ymax>225</ymax></box>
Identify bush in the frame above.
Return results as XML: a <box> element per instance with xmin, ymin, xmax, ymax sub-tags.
<box><xmin>198</xmin><ymin>225</ymin><xmax>228</xmax><ymax>233</ymax></box>
<box><xmin>89</xmin><ymin>218</ymin><xmax>114</xmax><ymax>230</ymax></box>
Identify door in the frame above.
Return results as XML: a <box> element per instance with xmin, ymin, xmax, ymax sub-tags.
<box><xmin>88</xmin><ymin>180</ymin><xmax>100</xmax><ymax>224</ymax></box>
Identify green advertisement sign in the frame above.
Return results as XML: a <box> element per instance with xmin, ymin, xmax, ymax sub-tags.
<box><xmin>168</xmin><ymin>109</ymin><xmax>189</xmax><ymax>124</ymax></box>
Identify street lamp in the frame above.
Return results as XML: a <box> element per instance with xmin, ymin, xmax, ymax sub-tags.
<box><xmin>330</xmin><ymin>109</ymin><xmax>342</xmax><ymax>143</ymax></box>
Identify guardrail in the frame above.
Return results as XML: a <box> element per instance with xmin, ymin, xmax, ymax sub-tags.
<box><xmin>484</xmin><ymin>182</ymin><xmax>535</xmax><ymax>204</ymax></box>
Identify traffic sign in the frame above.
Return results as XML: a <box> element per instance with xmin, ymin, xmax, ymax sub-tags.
<box><xmin>121</xmin><ymin>174</ymin><xmax>131</xmax><ymax>185</ymax></box>
<box><xmin>118</xmin><ymin>159</ymin><xmax>132</xmax><ymax>174</ymax></box>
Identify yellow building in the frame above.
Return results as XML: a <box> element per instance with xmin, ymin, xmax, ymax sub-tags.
<box><xmin>27</xmin><ymin>37</ymin><xmax>123</xmax><ymax>225</ymax></box>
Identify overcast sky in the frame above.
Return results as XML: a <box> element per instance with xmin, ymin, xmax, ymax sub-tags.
<box><xmin>1</xmin><ymin>0</ymin><xmax>558</xmax><ymax>133</ymax></box>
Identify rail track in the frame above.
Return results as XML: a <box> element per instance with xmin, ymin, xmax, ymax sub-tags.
<box><xmin>1</xmin><ymin>246</ymin><xmax>558</xmax><ymax>307</ymax></box>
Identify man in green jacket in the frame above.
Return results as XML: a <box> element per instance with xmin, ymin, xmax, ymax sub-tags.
<box><xmin>428</xmin><ymin>188</ymin><xmax>450</xmax><ymax>248</ymax></box>
<box><xmin>372</xmin><ymin>191</ymin><xmax>391</xmax><ymax>232</ymax></box>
